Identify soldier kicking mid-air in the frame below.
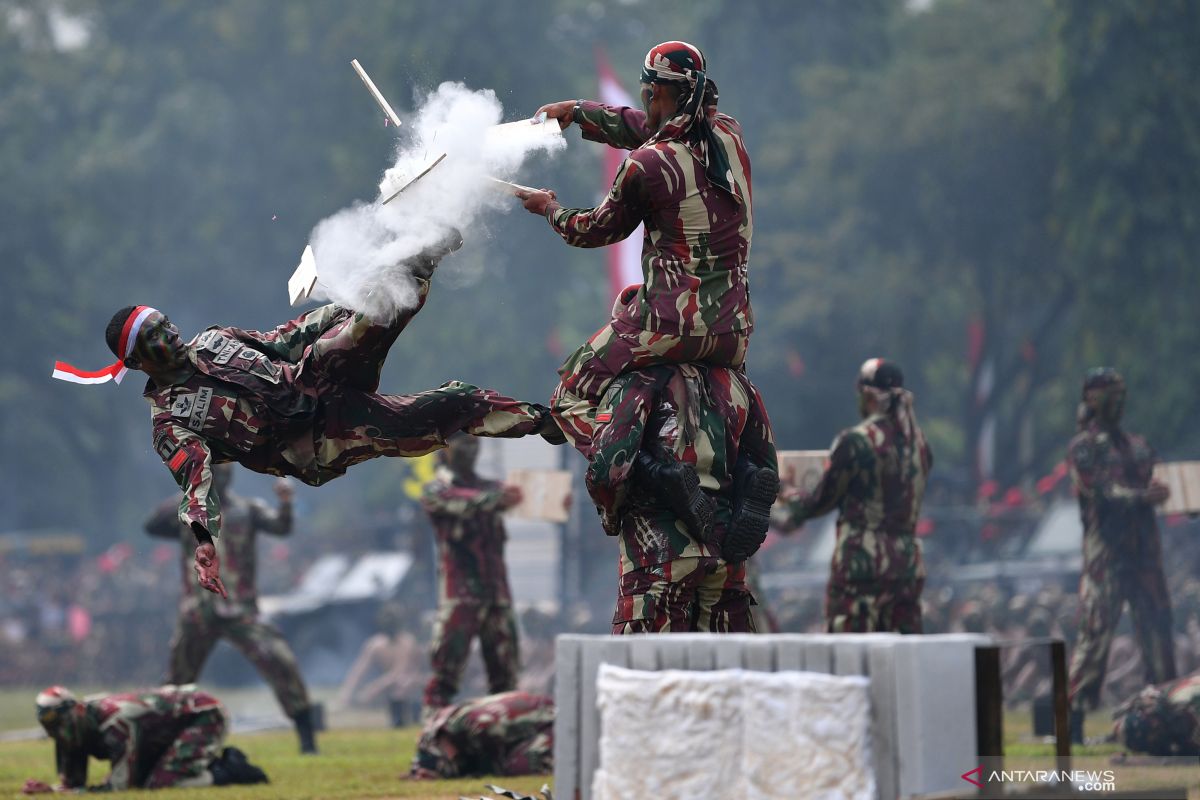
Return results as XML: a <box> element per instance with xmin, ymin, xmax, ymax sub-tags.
<box><xmin>53</xmin><ymin>231</ymin><xmax>558</xmax><ymax>596</ymax></box>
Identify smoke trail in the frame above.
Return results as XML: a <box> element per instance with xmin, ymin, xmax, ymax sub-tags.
<box><xmin>308</xmin><ymin>82</ymin><xmax>565</xmax><ymax>322</ymax></box>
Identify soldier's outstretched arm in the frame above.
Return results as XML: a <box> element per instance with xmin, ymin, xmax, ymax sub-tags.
<box><xmin>790</xmin><ymin>433</ymin><xmax>864</xmax><ymax>524</ymax></box>
<box><xmin>153</xmin><ymin>422</ymin><xmax>223</xmax><ymax>540</ymax></box>
<box><xmin>250</xmin><ymin>479</ymin><xmax>294</xmax><ymax>536</ymax></box>
<box><xmin>1068</xmin><ymin>439</ymin><xmax>1158</xmax><ymax>506</ymax></box>
<box><xmin>538</xmin><ymin>99</ymin><xmax>652</xmax><ymax>150</ymax></box>
<box><xmin>546</xmin><ymin>156</ymin><xmax>648</xmax><ymax>248</ymax></box>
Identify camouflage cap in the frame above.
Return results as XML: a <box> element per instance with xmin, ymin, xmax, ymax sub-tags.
<box><xmin>1082</xmin><ymin>367</ymin><xmax>1124</xmax><ymax>394</ymax></box>
<box><xmin>858</xmin><ymin>358</ymin><xmax>904</xmax><ymax>389</ymax></box>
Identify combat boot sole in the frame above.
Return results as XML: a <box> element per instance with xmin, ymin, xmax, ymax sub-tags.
<box><xmin>723</xmin><ymin>467</ymin><xmax>780</xmax><ymax>562</ymax></box>
<box><xmin>662</xmin><ymin>461</ymin><xmax>716</xmax><ymax>545</ymax></box>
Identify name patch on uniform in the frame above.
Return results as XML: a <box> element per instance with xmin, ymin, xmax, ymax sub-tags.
<box><xmin>212</xmin><ymin>340</ymin><xmax>240</xmax><ymax>365</ymax></box>
<box><xmin>187</xmin><ymin>387</ymin><xmax>213</xmax><ymax>431</ymax></box>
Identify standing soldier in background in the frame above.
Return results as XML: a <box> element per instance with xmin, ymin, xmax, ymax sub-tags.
<box><xmin>780</xmin><ymin>359</ymin><xmax>933</xmax><ymax>634</ymax></box>
<box><xmin>145</xmin><ymin>464</ymin><xmax>318</xmax><ymax>753</ymax></box>
<box><xmin>1066</xmin><ymin>368</ymin><xmax>1175</xmax><ymax>715</ymax></box>
<box><xmin>421</xmin><ymin>434</ymin><xmax>523</xmax><ymax>716</ymax></box>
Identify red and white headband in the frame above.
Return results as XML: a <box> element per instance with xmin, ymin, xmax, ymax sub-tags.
<box><xmin>51</xmin><ymin>305</ymin><xmax>158</xmax><ymax>385</ymax></box>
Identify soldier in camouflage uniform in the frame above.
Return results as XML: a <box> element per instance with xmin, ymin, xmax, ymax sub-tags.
<box><xmin>587</xmin><ymin>360</ymin><xmax>777</xmax><ymax>633</ymax></box>
<box><xmin>88</xmin><ymin>234</ymin><xmax>553</xmax><ymax>596</ymax></box>
<box><xmin>24</xmin><ymin>685</ymin><xmax>266</xmax><ymax>793</ymax></box>
<box><xmin>1067</xmin><ymin>368</ymin><xmax>1175</xmax><ymax>712</ymax></box>
<box><xmin>781</xmin><ymin>359</ymin><xmax>933</xmax><ymax>634</ymax></box>
<box><xmin>408</xmin><ymin>691</ymin><xmax>553</xmax><ymax>779</ymax></box>
<box><xmin>1112</xmin><ymin>669</ymin><xmax>1200</xmax><ymax>757</ymax></box>
<box><xmin>145</xmin><ymin>463</ymin><xmax>318</xmax><ymax>753</ymax></box>
<box><xmin>523</xmin><ymin>41</ymin><xmax>755</xmax><ymax>460</ymax></box>
<box><xmin>421</xmin><ymin>434</ymin><xmax>523</xmax><ymax>713</ymax></box>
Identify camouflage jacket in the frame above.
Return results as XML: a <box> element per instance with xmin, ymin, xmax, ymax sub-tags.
<box><xmin>414</xmin><ymin>691</ymin><xmax>553</xmax><ymax>778</ymax></box>
<box><xmin>145</xmin><ymin>294</ymin><xmax>425</xmax><ymax>540</ymax></box>
<box><xmin>146</xmin><ymin>489</ymin><xmax>291</xmax><ymax>613</ymax></box>
<box><xmin>548</xmin><ymin>101</ymin><xmax>754</xmax><ymax>337</ymax></box>
<box><xmin>421</xmin><ymin>466</ymin><xmax>513</xmax><ymax>605</ymax></box>
<box><xmin>1067</xmin><ymin>422</ymin><xmax>1162</xmax><ymax>571</ymax></box>
<box><xmin>587</xmin><ymin>364</ymin><xmax>776</xmax><ymax>573</ymax></box>
<box><xmin>57</xmin><ymin>686</ymin><xmax>224</xmax><ymax>790</ymax></box>
<box><xmin>789</xmin><ymin>412</ymin><xmax>933</xmax><ymax>584</ymax></box>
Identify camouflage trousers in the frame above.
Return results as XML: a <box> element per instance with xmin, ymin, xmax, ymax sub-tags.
<box><xmin>612</xmin><ymin>557</ymin><xmax>756</xmax><ymax>634</ymax></box>
<box><xmin>825</xmin><ymin>578</ymin><xmax>924</xmax><ymax>634</ymax></box>
<box><xmin>169</xmin><ymin>604</ymin><xmax>309</xmax><ymax>718</ymax></box>
<box><xmin>1069</xmin><ymin>561</ymin><xmax>1176</xmax><ymax>710</ymax></box>
<box><xmin>144</xmin><ymin>707</ymin><xmax>226</xmax><ymax>789</ymax></box>
<box><xmin>286</xmin><ymin>292</ymin><xmax>549</xmax><ymax>483</ymax></box>
<box><xmin>552</xmin><ymin>316</ymin><xmax>749</xmax><ymax>457</ymax></box>
<box><xmin>423</xmin><ymin>599</ymin><xmax>519</xmax><ymax>710</ymax></box>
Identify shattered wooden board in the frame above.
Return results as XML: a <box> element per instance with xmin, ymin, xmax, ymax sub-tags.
<box><xmin>506</xmin><ymin>468</ymin><xmax>572</xmax><ymax>523</ymax></box>
<box><xmin>288</xmin><ymin>245</ymin><xmax>319</xmax><ymax>307</ymax></box>
<box><xmin>777</xmin><ymin>450</ymin><xmax>829</xmax><ymax>494</ymax></box>
<box><xmin>1153</xmin><ymin>461</ymin><xmax>1200</xmax><ymax>514</ymax></box>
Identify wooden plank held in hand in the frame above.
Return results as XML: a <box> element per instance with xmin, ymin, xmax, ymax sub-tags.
<box><xmin>506</xmin><ymin>468</ymin><xmax>572</xmax><ymax>523</ymax></box>
<box><xmin>1152</xmin><ymin>461</ymin><xmax>1200</xmax><ymax>514</ymax></box>
<box><xmin>777</xmin><ymin>450</ymin><xmax>830</xmax><ymax>493</ymax></box>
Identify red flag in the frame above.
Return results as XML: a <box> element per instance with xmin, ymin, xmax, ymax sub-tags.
<box><xmin>596</xmin><ymin>48</ymin><xmax>643</xmax><ymax>300</ymax></box>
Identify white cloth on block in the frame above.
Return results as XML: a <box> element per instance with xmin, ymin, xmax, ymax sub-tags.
<box><xmin>592</xmin><ymin>664</ymin><xmax>874</xmax><ymax>800</ymax></box>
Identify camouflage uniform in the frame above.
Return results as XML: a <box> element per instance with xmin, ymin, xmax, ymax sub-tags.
<box><xmin>145</xmin><ymin>281</ymin><xmax>548</xmax><ymax>540</ymax></box>
<box><xmin>421</xmin><ymin>465</ymin><xmax>519</xmax><ymax>709</ymax></box>
<box><xmin>145</xmin><ymin>484</ymin><xmax>309</xmax><ymax>719</ymax></box>
<box><xmin>587</xmin><ymin>364</ymin><xmax>775</xmax><ymax>634</ymax></box>
<box><xmin>411</xmin><ymin>691</ymin><xmax>553</xmax><ymax>778</ymax></box>
<box><xmin>1067</xmin><ymin>418</ymin><xmax>1175</xmax><ymax>709</ymax></box>
<box><xmin>1112</xmin><ymin>670</ymin><xmax>1200</xmax><ymax>756</ymax></box>
<box><xmin>546</xmin><ymin>99</ymin><xmax>754</xmax><ymax>456</ymax></box>
<box><xmin>787</xmin><ymin>398</ymin><xmax>933</xmax><ymax>634</ymax></box>
<box><xmin>48</xmin><ymin>686</ymin><xmax>226</xmax><ymax>791</ymax></box>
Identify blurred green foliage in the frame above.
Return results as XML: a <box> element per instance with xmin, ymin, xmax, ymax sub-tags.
<box><xmin>1</xmin><ymin>0</ymin><xmax>1197</xmax><ymax>543</ymax></box>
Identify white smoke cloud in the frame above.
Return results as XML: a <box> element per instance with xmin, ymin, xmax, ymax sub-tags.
<box><xmin>307</xmin><ymin>82</ymin><xmax>565</xmax><ymax>322</ymax></box>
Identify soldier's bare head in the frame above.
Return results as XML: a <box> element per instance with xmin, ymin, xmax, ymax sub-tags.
<box><xmin>441</xmin><ymin>432</ymin><xmax>480</xmax><ymax>474</ymax></box>
<box><xmin>106</xmin><ymin>306</ymin><xmax>188</xmax><ymax>374</ymax></box>
<box><xmin>1081</xmin><ymin>367</ymin><xmax>1125</xmax><ymax>427</ymax></box>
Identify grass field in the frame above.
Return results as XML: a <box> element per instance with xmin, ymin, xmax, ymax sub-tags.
<box><xmin>0</xmin><ymin>688</ymin><xmax>1195</xmax><ymax>798</ymax></box>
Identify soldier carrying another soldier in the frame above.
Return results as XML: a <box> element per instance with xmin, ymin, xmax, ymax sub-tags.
<box><xmin>519</xmin><ymin>42</ymin><xmax>765</xmax><ymax>544</ymax></box>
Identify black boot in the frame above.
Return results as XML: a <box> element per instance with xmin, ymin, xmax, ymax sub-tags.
<box><xmin>633</xmin><ymin>450</ymin><xmax>715</xmax><ymax>544</ymax></box>
<box><xmin>210</xmin><ymin>746</ymin><xmax>269</xmax><ymax>785</ymax></box>
<box><xmin>291</xmin><ymin>706</ymin><xmax>318</xmax><ymax>754</ymax></box>
<box><xmin>723</xmin><ymin>458</ymin><xmax>780</xmax><ymax>563</ymax></box>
